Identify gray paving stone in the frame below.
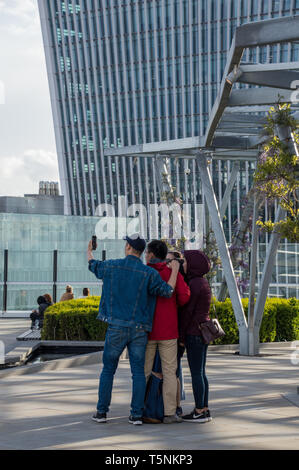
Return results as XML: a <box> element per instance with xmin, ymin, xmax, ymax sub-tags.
<box><xmin>0</xmin><ymin>349</ymin><xmax>298</xmax><ymax>450</ymax></box>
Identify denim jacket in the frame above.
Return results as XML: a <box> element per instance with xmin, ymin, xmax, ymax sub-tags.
<box><xmin>88</xmin><ymin>255</ymin><xmax>174</xmax><ymax>332</ymax></box>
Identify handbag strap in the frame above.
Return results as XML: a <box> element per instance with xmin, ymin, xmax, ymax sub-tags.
<box><xmin>210</xmin><ymin>303</ymin><xmax>219</xmax><ymax>321</ymax></box>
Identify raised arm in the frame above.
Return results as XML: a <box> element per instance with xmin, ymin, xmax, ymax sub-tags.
<box><xmin>148</xmin><ymin>260</ymin><xmax>180</xmax><ymax>298</ymax></box>
<box><xmin>87</xmin><ymin>240</ymin><xmax>105</xmax><ymax>280</ymax></box>
<box><xmin>87</xmin><ymin>240</ymin><xmax>94</xmax><ymax>262</ymax></box>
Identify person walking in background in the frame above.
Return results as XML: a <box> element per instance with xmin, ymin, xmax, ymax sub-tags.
<box><xmin>79</xmin><ymin>287</ymin><xmax>90</xmax><ymax>299</ymax></box>
<box><xmin>30</xmin><ymin>295</ymin><xmax>52</xmax><ymax>330</ymax></box>
<box><xmin>144</xmin><ymin>241</ymin><xmax>190</xmax><ymax>424</ymax></box>
<box><xmin>179</xmin><ymin>250</ymin><xmax>213</xmax><ymax>423</ymax></box>
<box><xmin>88</xmin><ymin>234</ymin><xmax>180</xmax><ymax>426</ymax></box>
<box><xmin>60</xmin><ymin>285</ymin><xmax>74</xmax><ymax>302</ymax></box>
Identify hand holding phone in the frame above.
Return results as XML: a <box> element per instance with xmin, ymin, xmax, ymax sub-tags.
<box><xmin>92</xmin><ymin>235</ymin><xmax>97</xmax><ymax>251</ymax></box>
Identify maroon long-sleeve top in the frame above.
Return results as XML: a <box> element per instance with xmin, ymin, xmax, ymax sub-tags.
<box><xmin>179</xmin><ymin>250</ymin><xmax>212</xmax><ymax>343</ymax></box>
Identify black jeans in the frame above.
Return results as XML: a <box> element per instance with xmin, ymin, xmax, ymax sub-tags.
<box><xmin>176</xmin><ymin>343</ymin><xmax>186</xmax><ymax>401</ymax></box>
<box><xmin>185</xmin><ymin>334</ymin><xmax>209</xmax><ymax>409</ymax></box>
<box><xmin>30</xmin><ymin>311</ymin><xmax>43</xmax><ymax>328</ymax></box>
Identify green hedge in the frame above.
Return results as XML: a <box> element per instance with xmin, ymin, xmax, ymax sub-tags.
<box><xmin>213</xmin><ymin>297</ymin><xmax>299</xmax><ymax>345</ymax></box>
<box><xmin>272</xmin><ymin>298</ymin><xmax>299</xmax><ymax>342</ymax></box>
<box><xmin>41</xmin><ymin>296</ymin><xmax>107</xmax><ymax>341</ymax></box>
<box><xmin>42</xmin><ymin>296</ymin><xmax>299</xmax><ymax>344</ymax></box>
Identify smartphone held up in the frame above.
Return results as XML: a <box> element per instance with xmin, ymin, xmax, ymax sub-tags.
<box><xmin>92</xmin><ymin>235</ymin><xmax>97</xmax><ymax>251</ymax></box>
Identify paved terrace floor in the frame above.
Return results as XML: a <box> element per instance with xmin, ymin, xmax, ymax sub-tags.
<box><xmin>0</xmin><ymin>319</ymin><xmax>32</xmax><ymax>353</ymax></box>
<box><xmin>0</xmin><ymin>347</ymin><xmax>298</xmax><ymax>450</ymax></box>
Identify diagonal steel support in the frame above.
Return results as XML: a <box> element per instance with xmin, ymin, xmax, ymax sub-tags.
<box><xmin>253</xmin><ymin>206</ymin><xmax>285</xmax><ymax>334</ymax></box>
<box><xmin>248</xmin><ymin>195</ymin><xmax>260</xmax><ymax>356</ymax></box>
<box><xmin>197</xmin><ymin>154</ymin><xmax>248</xmax><ymax>355</ymax></box>
<box><xmin>155</xmin><ymin>154</ymin><xmax>172</xmax><ymax>197</ymax></box>
<box><xmin>220</xmin><ymin>161</ymin><xmax>240</xmax><ymax>219</ymax></box>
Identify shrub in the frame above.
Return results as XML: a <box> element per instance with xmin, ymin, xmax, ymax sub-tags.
<box><xmin>212</xmin><ymin>297</ymin><xmax>298</xmax><ymax>345</ymax></box>
<box><xmin>213</xmin><ymin>299</ymin><xmax>239</xmax><ymax>345</ymax></box>
<box><xmin>41</xmin><ymin>296</ymin><xmax>108</xmax><ymax>341</ymax></box>
<box><xmin>274</xmin><ymin>298</ymin><xmax>299</xmax><ymax>342</ymax></box>
<box><xmin>258</xmin><ymin>300</ymin><xmax>277</xmax><ymax>343</ymax></box>
<box><xmin>42</xmin><ymin>296</ymin><xmax>299</xmax><ymax>345</ymax></box>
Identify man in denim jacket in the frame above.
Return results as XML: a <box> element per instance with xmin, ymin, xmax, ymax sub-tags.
<box><xmin>88</xmin><ymin>234</ymin><xmax>180</xmax><ymax>425</ymax></box>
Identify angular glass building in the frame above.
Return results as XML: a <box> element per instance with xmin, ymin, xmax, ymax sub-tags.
<box><xmin>0</xmin><ymin>213</ymin><xmax>124</xmax><ymax>313</ymax></box>
<box><xmin>38</xmin><ymin>0</ymin><xmax>299</xmax><ymax>298</ymax></box>
<box><xmin>38</xmin><ymin>0</ymin><xmax>299</xmax><ymax>216</ymax></box>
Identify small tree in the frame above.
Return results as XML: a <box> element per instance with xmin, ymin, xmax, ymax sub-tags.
<box><xmin>254</xmin><ymin>104</ymin><xmax>299</xmax><ymax>242</ymax></box>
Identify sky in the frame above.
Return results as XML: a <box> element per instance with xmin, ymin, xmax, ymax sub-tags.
<box><xmin>0</xmin><ymin>0</ymin><xmax>59</xmax><ymax>197</ymax></box>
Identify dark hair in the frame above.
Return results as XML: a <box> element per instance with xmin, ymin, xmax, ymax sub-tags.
<box><xmin>43</xmin><ymin>293</ymin><xmax>53</xmax><ymax>304</ymax></box>
<box><xmin>167</xmin><ymin>251</ymin><xmax>186</xmax><ymax>278</ymax></box>
<box><xmin>128</xmin><ymin>245</ymin><xmax>143</xmax><ymax>257</ymax></box>
<box><xmin>83</xmin><ymin>287</ymin><xmax>90</xmax><ymax>297</ymax></box>
<box><xmin>147</xmin><ymin>240</ymin><xmax>168</xmax><ymax>261</ymax></box>
<box><xmin>37</xmin><ymin>296</ymin><xmax>46</xmax><ymax>305</ymax></box>
<box><xmin>168</xmin><ymin>250</ymin><xmax>182</xmax><ymax>259</ymax></box>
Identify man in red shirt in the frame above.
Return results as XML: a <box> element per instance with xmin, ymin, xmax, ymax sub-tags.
<box><xmin>144</xmin><ymin>240</ymin><xmax>190</xmax><ymax>424</ymax></box>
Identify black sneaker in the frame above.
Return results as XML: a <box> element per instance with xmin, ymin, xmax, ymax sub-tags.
<box><xmin>182</xmin><ymin>409</ymin><xmax>209</xmax><ymax>423</ymax></box>
<box><xmin>128</xmin><ymin>415</ymin><xmax>143</xmax><ymax>425</ymax></box>
<box><xmin>206</xmin><ymin>409</ymin><xmax>212</xmax><ymax>422</ymax></box>
<box><xmin>92</xmin><ymin>412</ymin><xmax>107</xmax><ymax>423</ymax></box>
<box><xmin>176</xmin><ymin>406</ymin><xmax>183</xmax><ymax>417</ymax></box>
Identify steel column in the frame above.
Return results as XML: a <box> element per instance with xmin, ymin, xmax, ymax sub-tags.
<box><xmin>253</xmin><ymin>206</ymin><xmax>285</xmax><ymax>332</ymax></box>
<box><xmin>3</xmin><ymin>250</ymin><xmax>8</xmax><ymax>313</ymax></box>
<box><xmin>53</xmin><ymin>250</ymin><xmax>58</xmax><ymax>304</ymax></box>
<box><xmin>248</xmin><ymin>195</ymin><xmax>259</xmax><ymax>356</ymax></box>
<box><xmin>197</xmin><ymin>154</ymin><xmax>249</xmax><ymax>355</ymax></box>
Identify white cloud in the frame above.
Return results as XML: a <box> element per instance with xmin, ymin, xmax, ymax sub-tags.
<box><xmin>0</xmin><ymin>0</ymin><xmax>39</xmax><ymax>35</ymax></box>
<box><xmin>0</xmin><ymin>149</ymin><xmax>60</xmax><ymax>196</ymax></box>
<box><xmin>0</xmin><ymin>0</ymin><xmax>58</xmax><ymax>195</ymax></box>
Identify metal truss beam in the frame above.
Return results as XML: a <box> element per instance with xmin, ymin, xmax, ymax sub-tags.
<box><xmin>104</xmin><ymin>137</ymin><xmax>204</xmax><ymax>157</ymax></box>
<box><xmin>238</xmin><ymin>70</ymin><xmax>299</xmax><ymax>90</ymax></box>
<box><xmin>240</xmin><ymin>62</ymin><xmax>299</xmax><ymax>72</ymax></box>
<box><xmin>204</xmin><ymin>15</ymin><xmax>299</xmax><ymax>147</ymax></box>
<box><xmin>219</xmin><ymin>113</ymin><xmax>267</xmax><ymax>124</ymax></box>
<box><xmin>235</xmin><ymin>15</ymin><xmax>299</xmax><ymax>49</ymax></box>
<box><xmin>212</xmin><ymin>134</ymin><xmax>269</xmax><ymax>150</ymax></box>
<box><xmin>229</xmin><ymin>88</ymin><xmax>294</xmax><ymax>107</ymax></box>
<box><xmin>216</xmin><ymin>125</ymin><xmax>262</xmax><ymax>135</ymax></box>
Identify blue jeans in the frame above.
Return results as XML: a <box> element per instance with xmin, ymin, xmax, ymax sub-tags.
<box><xmin>97</xmin><ymin>325</ymin><xmax>148</xmax><ymax>417</ymax></box>
<box><xmin>185</xmin><ymin>334</ymin><xmax>209</xmax><ymax>409</ymax></box>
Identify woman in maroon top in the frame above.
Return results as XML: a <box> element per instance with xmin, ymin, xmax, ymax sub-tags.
<box><xmin>179</xmin><ymin>250</ymin><xmax>212</xmax><ymax>423</ymax></box>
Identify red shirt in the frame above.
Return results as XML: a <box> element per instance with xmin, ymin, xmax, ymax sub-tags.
<box><xmin>148</xmin><ymin>262</ymin><xmax>190</xmax><ymax>341</ymax></box>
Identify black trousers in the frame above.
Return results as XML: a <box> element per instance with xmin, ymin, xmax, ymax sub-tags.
<box><xmin>30</xmin><ymin>311</ymin><xmax>43</xmax><ymax>328</ymax></box>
